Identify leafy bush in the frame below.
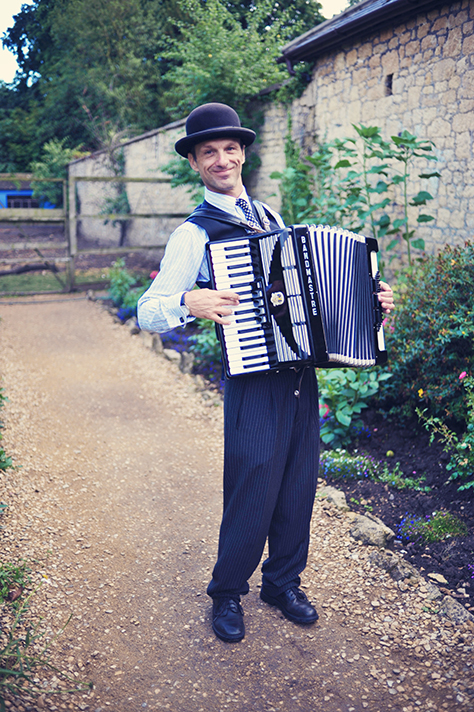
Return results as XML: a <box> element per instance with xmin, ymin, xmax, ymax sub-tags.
<box><xmin>380</xmin><ymin>241</ymin><xmax>474</xmax><ymax>425</ymax></box>
<box><xmin>187</xmin><ymin>318</ymin><xmax>224</xmax><ymax>385</ymax></box>
<box><xmin>107</xmin><ymin>259</ymin><xmax>151</xmax><ymax>318</ymax></box>
<box><xmin>398</xmin><ymin>511</ymin><xmax>467</xmax><ymax>544</ymax></box>
<box><xmin>271</xmin><ymin>123</ymin><xmax>438</xmax><ymax>269</ymax></box>
<box><xmin>188</xmin><ymin>319</ymin><xmax>221</xmax><ymax>363</ymax></box>
<box><xmin>319</xmin><ymin>449</ymin><xmax>429</xmax><ymax>491</ymax></box>
<box><xmin>417</xmin><ymin>373</ymin><xmax>474</xmax><ymax>490</ymax></box>
<box><xmin>318</xmin><ymin>367</ymin><xmax>392</xmax><ymax>449</ymax></box>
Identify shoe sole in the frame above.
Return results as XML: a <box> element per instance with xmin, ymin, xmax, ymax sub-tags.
<box><xmin>260</xmin><ymin>590</ymin><xmax>319</xmax><ymax>625</ymax></box>
<box><xmin>212</xmin><ymin>622</ymin><xmax>245</xmax><ymax>643</ymax></box>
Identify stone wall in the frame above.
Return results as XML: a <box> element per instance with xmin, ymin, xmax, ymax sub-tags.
<box><xmin>68</xmin><ymin>118</ymin><xmax>194</xmax><ymax>265</ymax></box>
<box><xmin>251</xmin><ymin>0</ymin><xmax>474</xmax><ymax>268</ymax></box>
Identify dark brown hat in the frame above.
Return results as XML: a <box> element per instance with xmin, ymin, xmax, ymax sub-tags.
<box><xmin>175</xmin><ymin>103</ymin><xmax>256</xmax><ymax>158</ymax></box>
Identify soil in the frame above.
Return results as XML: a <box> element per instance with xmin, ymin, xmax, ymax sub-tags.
<box><xmin>0</xmin><ymin>295</ymin><xmax>473</xmax><ymax>712</ymax></box>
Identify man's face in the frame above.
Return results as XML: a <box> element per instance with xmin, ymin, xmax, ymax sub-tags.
<box><xmin>188</xmin><ymin>138</ymin><xmax>245</xmax><ymax>197</ymax></box>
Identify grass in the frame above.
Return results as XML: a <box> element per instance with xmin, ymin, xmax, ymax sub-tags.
<box><xmin>0</xmin><ymin>587</ymin><xmax>92</xmax><ymax>708</ymax></box>
<box><xmin>0</xmin><ymin>561</ymin><xmax>30</xmax><ymax>604</ymax></box>
<box><xmin>319</xmin><ymin>449</ymin><xmax>430</xmax><ymax>491</ymax></box>
<box><xmin>0</xmin><ymin>268</ymin><xmax>110</xmax><ymax>295</ymax></box>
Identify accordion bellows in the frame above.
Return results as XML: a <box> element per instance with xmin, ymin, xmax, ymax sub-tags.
<box><xmin>206</xmin><ymin>224</ymin><xmax>387</xmax><ymax>378</ymax></box>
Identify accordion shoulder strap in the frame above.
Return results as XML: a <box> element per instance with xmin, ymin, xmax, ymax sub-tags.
<box><xmin>186</xmin><ymin>199</ymin><xmax>279</xmax><ymax>241</ymax></box>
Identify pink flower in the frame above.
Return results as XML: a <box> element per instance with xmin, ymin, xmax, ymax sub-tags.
<box><xmin>149</xmin><ymin>271</ymin><xmax>159</xmax><ymax>280</ymax></box>
<box><xmin>459</xmin><ymin>371</ymin><xmax>468</xmax><ymax>380</ymax></box>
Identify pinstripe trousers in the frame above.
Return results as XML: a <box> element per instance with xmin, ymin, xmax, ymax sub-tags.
<box><xmin>207</xmin><ymin>367</ymin><xmax>320</xmax><ymax>599</ymax></box>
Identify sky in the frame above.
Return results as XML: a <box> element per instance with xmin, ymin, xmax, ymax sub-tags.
<box><xmin>0</xmin><ymin>0</ymin><xmax>350</xmax><ymax>84</ymax></box>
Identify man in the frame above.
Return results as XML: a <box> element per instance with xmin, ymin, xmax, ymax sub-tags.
<box><xmin>138</xmin><ymin>103</ymin><xmax>394</xmax><ymax>643</ymax></box>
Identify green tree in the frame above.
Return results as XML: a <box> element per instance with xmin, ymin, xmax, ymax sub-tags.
<box><xmin>1</xmin><ymin>0</ymin><xmax>177</xmax><ymax>166</ymax></box>
<box><xmin>161</xmin><ymin>0</ymin><xmax>313</xmax><ymax>121</ymax></box>
<box><xmin>1</xmin><ymin>0</ymin><xmax>324</xmax><ymax>171</ymax></box>
<box><xmin>30</xmin><ymin>138</ymin><xmax>88</xmax><ymax>206</ymax></box>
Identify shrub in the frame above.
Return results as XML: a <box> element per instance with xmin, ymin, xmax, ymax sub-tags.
<box><xmin>318</xmin><ymin>367</ymin><xmax>392</xmax><ymax>449</ymax></box>
<box><xmin>270</xmin><ymin>123</ymin><xmax>438</xmax><ymax>270</ymax></box>
<box><xmin>417</xmin><ymin>373</ymin><xmax>474</xmax><ymax>490</ymax></box>
<box><xmin>187</xmin><ymin>318</ymin><xmax>223</xmax><ymax>385</ymax></box>
<box><xmin>107</xmin><ymin>259</ymin><xmax>151</xmax><ymax>318</ymax></box>
<box><xmin>379</xmin><ymin>241</ymin><xmax>474</xmax><ymax>425</ymax></box>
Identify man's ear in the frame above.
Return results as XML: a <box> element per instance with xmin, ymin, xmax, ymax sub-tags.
<box><xmin>188</xmin><ymin>153</ymin><xmax>199</xmax><ymax>172</ymax></box>
<box><xmin>242</xmin><ymin>146</ymin><xmax>246</xmax><ymax>165</ymax></box>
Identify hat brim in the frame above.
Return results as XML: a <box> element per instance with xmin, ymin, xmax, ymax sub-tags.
<box><xmin>175</xmin><ymin>126</ymin><xmax>256</xmax><ymax>158</ymax></box>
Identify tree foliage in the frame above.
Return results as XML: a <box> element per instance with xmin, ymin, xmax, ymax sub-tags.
<box><xmin>0</xmin><ymin>0</ymin><xmax>324</xmax><ymax>172</ymax></box>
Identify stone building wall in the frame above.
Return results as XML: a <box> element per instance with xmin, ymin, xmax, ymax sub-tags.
<box><xmin>251</xmin><ymin>0</ymin><xmax>474</xmax><ymax>268</ymax></box>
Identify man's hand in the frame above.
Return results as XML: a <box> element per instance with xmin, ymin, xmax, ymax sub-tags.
<box><xmin>378</xmin><ymin>281</ymin><xmax>394</xmax><ymax>315</ymax></box>
<box><xmin>184</xmin><ymin>288</ymin><xmax>240</xmax><ymax>325</ymax></box>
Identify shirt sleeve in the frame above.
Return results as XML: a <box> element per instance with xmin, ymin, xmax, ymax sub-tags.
<box><xmin>137</xmin><ymin>221</ymin><xmax>209</xmax><ymax>334</ymax></box>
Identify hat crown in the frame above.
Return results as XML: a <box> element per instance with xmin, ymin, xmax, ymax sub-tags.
<box><xmin>174</xmin><ymin>102</ymin><xmax>255</xmax><ymax>157</ymax></box>
<box><xmin>186</xmin><ymin>103</ymin><xmax>241</xmax><ymax>135</ymax></box>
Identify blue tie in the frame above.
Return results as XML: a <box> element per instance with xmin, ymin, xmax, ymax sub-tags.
<box><xmin>235</xmin><ymin>198</ymin><xmax>261</xmax><ymax>230</ymax></box>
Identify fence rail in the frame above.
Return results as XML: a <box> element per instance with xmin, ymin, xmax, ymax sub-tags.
<box><xmin>0</xmin><ymin>173</ymin><xmax>189</xmax><ymax>295</ymax></box>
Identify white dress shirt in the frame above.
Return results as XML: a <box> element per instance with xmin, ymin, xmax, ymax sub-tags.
<box><xmin>137</xmin><ymin>187</ymin><xmax>284</xmax><ymax>334</ymax></box>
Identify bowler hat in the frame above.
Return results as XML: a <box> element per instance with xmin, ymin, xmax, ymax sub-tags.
<box><xmin>175</xmin><ymin>103</ymin><xmax>256</xmax><ymax>158</ymax></box>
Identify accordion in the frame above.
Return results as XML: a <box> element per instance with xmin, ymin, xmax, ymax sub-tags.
<box><xmin>206</xmin><ymin>224</ymin><xmax>387</xmax><ymax>378</ymax></box>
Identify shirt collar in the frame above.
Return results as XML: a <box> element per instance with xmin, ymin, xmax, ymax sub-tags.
<box><xmin>204</xmin><ymin>187</ymin><xmax>250</xmax><ymax>216</ymax></box>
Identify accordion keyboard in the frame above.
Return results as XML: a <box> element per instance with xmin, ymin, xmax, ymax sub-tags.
<box><xmin>207</xmin><ymin>238</ymin><xmax>275</xmax><ymax>375</ymax></box>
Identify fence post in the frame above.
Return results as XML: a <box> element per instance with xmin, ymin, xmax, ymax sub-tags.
<box><xmin>67</xmin><ymin>176</ymin><xmax>77</xmax><ymax>291</ymax></box>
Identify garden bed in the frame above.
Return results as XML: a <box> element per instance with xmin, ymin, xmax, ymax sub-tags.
<box><xmin>323</xmin><ymin>408</ymin><xmax>474</xmax><ymax>614</ymax></box>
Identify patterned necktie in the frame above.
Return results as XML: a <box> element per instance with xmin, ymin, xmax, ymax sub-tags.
<box><xmin>235</xmin><ymin>197</ymin><xmax>261</xmax><ymax>230</ymax></box>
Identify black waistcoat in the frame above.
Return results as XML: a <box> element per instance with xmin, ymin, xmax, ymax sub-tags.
<box><xmin>186</xmin><ymin>198</ymin><xmax>281</xmax><ymax>289</ymax></box>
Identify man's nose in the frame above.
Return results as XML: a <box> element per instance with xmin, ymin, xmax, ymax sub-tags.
<box><xmin>215</xmin><ymin>150</ymin><xmax>230</xmax><ymax>166</ymax></box>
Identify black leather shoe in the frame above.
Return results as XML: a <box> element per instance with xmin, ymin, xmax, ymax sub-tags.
<box><xmin>212</xmin><ymin>597</ymin><xmax>245</xmax><ymax>642</ymax></box>
<box><xmin>260</xmin><ymin>586</ymin><xmax>319</xmax><ymax>624</ymax></box>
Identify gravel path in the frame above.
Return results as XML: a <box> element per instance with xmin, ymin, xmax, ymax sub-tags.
<box><xmin>0</xmin><ymin>295</ymin><xmax>472</xmax><ymax>712</ymax></box>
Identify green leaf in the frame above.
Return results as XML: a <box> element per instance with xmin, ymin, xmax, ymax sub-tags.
<box><xmin>411</xmin><ymin>238</ymin><xmax>425</xmax><ymax>250</ymax></box>
<box><xmin>336</xmin><ymin>411</ymin><xmax>352</xmax><ymax>427</ymax></box>
<box><xmin>411</xmin><ymin>191</ymin><xmax>433</xmax><ymax>205</ymax></box>
<box><xmin>417</xmin><ymin>214</ymin><xmax>434</xmax><ymax>223</ymax></box>
<box><xmin>392</xmin><ymin>174</ymin><xmax>405</xmax><ymax>185</ymax></box>
<box><xmin>386</xmin><ymin>238</ymin><xmax>400</xmax><ymax>251</ymax></box>
<box><xmin>419</xmin><ymin>172</ymin><xmax>441</xmax><ymax>179</ymax></box>
<box><xmin>391</xmin><ymin>218</ymin><xmax>407</xmax><ymax>230</ymax></box>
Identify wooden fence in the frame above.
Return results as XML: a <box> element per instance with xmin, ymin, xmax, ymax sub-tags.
<box><xmin>0</xmin><ymin>173</ymin><xmax>188</xmax><ymax>296</ymax></box>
